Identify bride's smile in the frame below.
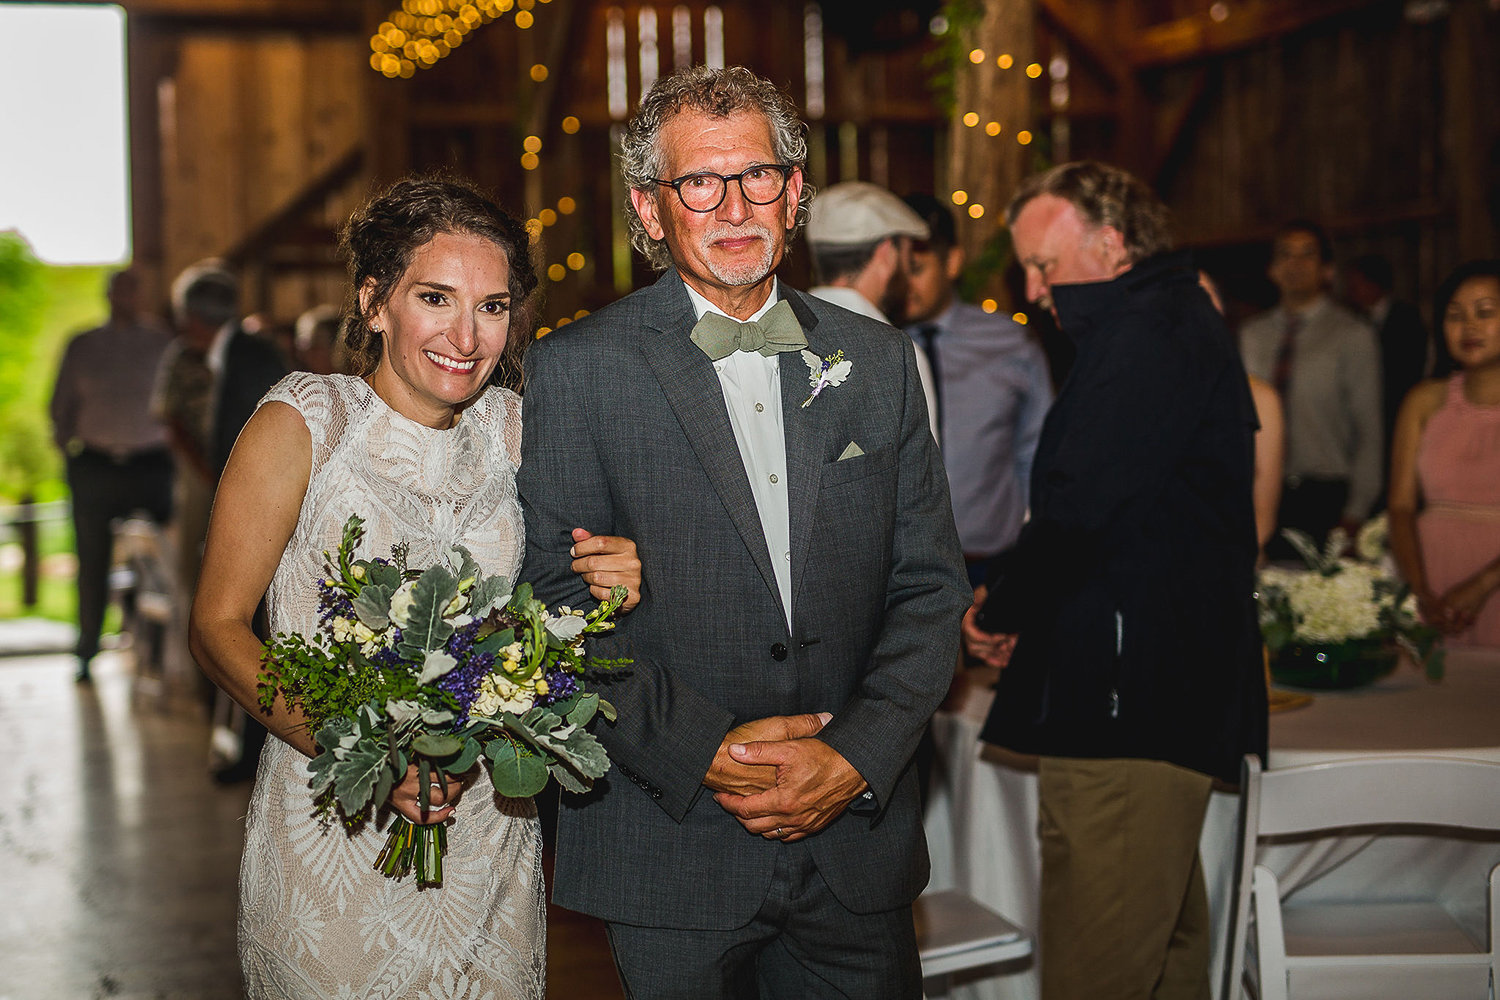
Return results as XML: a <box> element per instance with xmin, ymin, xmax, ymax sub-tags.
<box><xmin>364</xmin><ymin>229</ymin><xmax>514</xmax><ymax>428</ymax></box>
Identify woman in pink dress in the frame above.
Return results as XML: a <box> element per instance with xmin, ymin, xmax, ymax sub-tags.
<box><xmin>1389</xmin><ymin>260</ymin><xmax>1500</xmax><ymax>646</ymax></box>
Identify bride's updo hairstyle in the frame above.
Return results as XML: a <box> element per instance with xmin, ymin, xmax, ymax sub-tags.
<box><xmin>339</xmin><ymin>175</ymin><xmax>538</xmax><ymax>391</ymax></box>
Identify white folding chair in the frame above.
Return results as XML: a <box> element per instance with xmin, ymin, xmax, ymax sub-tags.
<box><xmin>914</xmin><ymin>889</ymin><xmax>1032</xmax><ymax>998</ymax></box>
<box><xmin>1223</xmin><ymin>754</ymin><xmax>1500</xmax><ymax>1000</ymax></box>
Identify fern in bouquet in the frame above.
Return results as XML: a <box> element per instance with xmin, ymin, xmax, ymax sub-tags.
<box><xmin>258</xmin><ymin>515</ymin><xmax>628</xmax><ymax>888</ymax></box>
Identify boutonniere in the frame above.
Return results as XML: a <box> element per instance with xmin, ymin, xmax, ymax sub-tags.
<box><xmin>800</xmin><ymin>350</ymin><xmax>852</xmax><ymax>408</ymax></box>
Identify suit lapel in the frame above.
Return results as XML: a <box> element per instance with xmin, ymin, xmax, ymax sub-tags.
<box><xmin>779</xmin><ymin>288</ymin><xmax>829</xmax><ymax>623</ymax></box>
<box><xmin>637</xmin><ymin>272</ymin><xmax>786</xmax><ymax>621</ymax></box>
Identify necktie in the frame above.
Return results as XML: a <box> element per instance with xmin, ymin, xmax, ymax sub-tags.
<box><xmin>690</xmin><ymin>300</ymin><xmax>807</xmax><ymax>361</ymax></box>
<box><xmin>916</xmin><ymin>323</ymin><xmax>943</xmax><ymax>438</ymax></box>
<box><xmin>1271</xmin><ymin>312</ymin><xmax>1301</xmax><ymax>397</ymax></box>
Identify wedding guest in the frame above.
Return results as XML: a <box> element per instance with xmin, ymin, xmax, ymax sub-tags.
<box><xmin>520</xmin><ymin>65</ymin><xmax>968</xmax><ymax>999</ymax></box>
<box><xmin>1389</xmin><ymin>259</ymin><xmax>1500</xmax><ymax>647</ymax></box>
<box><xmin>49</xmin><ymin>269</ymin><xmax>174</xmax><ymax>682</ymax></box>
<box><xmin>1345</xmin><ymin>253</ymin><xmax>1430</xmax><ymax>508</ymax></box>
<box><xmin>964</xmin><ymin>162</ymin><xmax>1265</xmax><ymax>1000</ymax></box>
<box><xmin>1240</xmin><ymin>221</ymin><xmax>1382</xmax><ymax>555</ymax></box>
<box><xmin>151</xmin><ymin>264</ymin><xmax>226</xmax><ymax>707</ymax></box>
<box><xmin>190</xmin><ymin>176</ymin><xmax>643</xmax><ymax>997</ymax></box>
<box><xmin>805</xmin><ymin>180</ymin><xmax>939</xmax><ymax>440</ymax></box>
<box><xmin>293</xmin><ymin>304</ymin><xmax>343</xmax><ymax>375</ymax></box>
<box><xmin>904</xmin><ymin>194</ymin><xmax>1053</xmax><ymax>585</ymax></box>
<box><xmin>1202</xmin><ymin>270</ymin><xmax>1284</xmax><ymax>554</ymax></box>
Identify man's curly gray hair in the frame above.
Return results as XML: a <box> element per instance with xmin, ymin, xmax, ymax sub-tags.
<box><xmin>620</xmin><ymin>65</ymin><xmax>815</xmax><ymax>271</ymax></box>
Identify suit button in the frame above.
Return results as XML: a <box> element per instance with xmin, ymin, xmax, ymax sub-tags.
<box><xmin>771</xmin><ymin>643</ymin><xmax>788</xmax><ymax>661</ymax></box>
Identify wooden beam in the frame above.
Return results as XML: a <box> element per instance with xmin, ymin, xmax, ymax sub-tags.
<box><xmin>1149</xmin><ymin>66</ymin><xmax>1214</xmax><ymax>189</ymax></box>
<box><xmin>1036</xmin><ymin>0</ymin><xmax>1129</xmax><ymax>85</ymax></box>
<box><xmin>224</xmin><ymin>144</ymin><xmax>364</xmax><ymax>266</ymax></box>
<box><xmin>1124</xmin><ymin>0</ymin><xmax>1388</xmax><ymax>69</ymax></box>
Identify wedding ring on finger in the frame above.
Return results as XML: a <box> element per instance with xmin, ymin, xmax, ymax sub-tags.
<box><xmin>774</xmin><ymin>827</ymin><xmax>784</xmax><ymax>839</ymax></box>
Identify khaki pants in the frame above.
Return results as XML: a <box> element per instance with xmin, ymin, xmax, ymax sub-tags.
<box><xmin>1037</xmin><ymin>756</ymin><xmax>1214</xmax><ymax>1000</ymax></box>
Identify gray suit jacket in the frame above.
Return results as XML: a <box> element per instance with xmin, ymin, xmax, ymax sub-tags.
<box><xmin>518</xmin><ymin>270</ymin><xmax>969</xmax><ymax>929</ymax></box>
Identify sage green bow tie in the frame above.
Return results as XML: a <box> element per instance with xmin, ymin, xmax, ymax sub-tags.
<box><xmin>690</xmin><ymin>299</ymin><xmax>807</xmax><ymax>361</ymax></box>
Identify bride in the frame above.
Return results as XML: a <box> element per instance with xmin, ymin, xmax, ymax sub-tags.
<box><xmin>191</xmin><ymin>177</ymin><xmax>642</xmax><ymax>999</ymax></box>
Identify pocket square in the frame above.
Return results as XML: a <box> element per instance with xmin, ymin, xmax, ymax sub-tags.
<box><xmin>837</xmin><ymin>441</ymin><xmax>865</xmax><ymax>461</ymax></box>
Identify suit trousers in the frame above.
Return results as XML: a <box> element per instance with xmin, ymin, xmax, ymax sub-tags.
<box><xmin>66</xmin><ymin>449</ymin><xmax>174</xmax><ymax>663</ymax></box>
<box><xmin>1037</xmin><ymin>756</ymin><xmax>1214</xmax><ymax>1000</ymax></box>
<box><xmin>602</xmin><ymin>839</ymin><xmax>922</xmax><ymax>1000</ymax></box>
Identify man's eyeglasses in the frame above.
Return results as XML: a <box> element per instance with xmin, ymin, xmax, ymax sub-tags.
<box><xmin>653</xmin><ymin>164</ymin><xmax>794</xmax><ymax>213</ymax></box>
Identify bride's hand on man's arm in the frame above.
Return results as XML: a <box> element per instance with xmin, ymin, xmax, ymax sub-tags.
<box><xmin>570</xmin><ymin>527</ymin><xmax>643</xmax><ymax>611</ymax></box>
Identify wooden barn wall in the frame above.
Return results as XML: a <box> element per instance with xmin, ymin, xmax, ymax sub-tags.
<box><xmin>146</xmin><ymin>26</ymin><xmax>367</xmax><ymax>320</ymax></box>
<box><xmin>1156</xmin><ymin>1</ymin><xmax>1500</xmax><ymax>323</ymax></box>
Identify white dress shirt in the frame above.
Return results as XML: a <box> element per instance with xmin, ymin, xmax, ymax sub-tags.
<box><xmin>683</xmin><ymin>280</ymin><xmax>794</xmax><ymax>629</ymax></box>
<box><xmin>808</xmin><ymin>285</ymin><xmax>940</xmax><ymax>444</ymax></box>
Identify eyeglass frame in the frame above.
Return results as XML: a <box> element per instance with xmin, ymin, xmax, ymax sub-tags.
<box><xmin>651</xmin><ymin>163</ymin><xmax>797</xmax><ymax>214</ymax></box>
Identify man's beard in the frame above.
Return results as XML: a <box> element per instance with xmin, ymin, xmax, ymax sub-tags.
<box><xmin>700</xmin><ymin>223</ymin><xmax>779</xmax><ymax>287</ymax></box>
<box><xmin>880</xmin><ymin>265</ymin><xmax>912</xmax><ymax>325</ymax></box>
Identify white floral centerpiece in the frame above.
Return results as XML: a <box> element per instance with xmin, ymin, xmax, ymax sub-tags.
<box><xmin>1257</xmin><ymin>515</ymin><xmax>1444</xmax><ymax>688</ymax></box>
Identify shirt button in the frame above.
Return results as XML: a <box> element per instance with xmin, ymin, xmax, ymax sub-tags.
<box><xmin>783</xmin><ymin>551</ymin><xmax>791</xmax><ymax>561</ymax></box>
<box><xmin>769</xmin><ymin>474</ymin><xmax>779</xmax><ymax>484</ymax></box>
<box><xmin>771</xmin><ymin>643</ymin><xmax>788</xmax><ymax>661</ymax></box>
<box><xmin>755</xmin><ymin>402</ymin><xmax>764</xmax><ymax>412</ymax></box>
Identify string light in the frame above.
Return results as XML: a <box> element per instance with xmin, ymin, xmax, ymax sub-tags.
<box><xmin>557</xmin><ymin>196</ymin><xmax>577</xmax><ymax>214</ymax></box>
<box><xmin>985</xmin><ymin>121</ymin><xmax>1001</xmax><ymax>136</ymax></box>
<box><xmin>968</xmin><ymin>48</ymin><xmax>985</xmax><ymax>64</ymax></box>
<box><xmin>523</xmin><ymin>135</ymin><xmax>543</xmax><ymax>153</ymax></box>
<box><xmin>951</xmin><ymin>190</ymin><xmax>969</xmax><ymax>206</ymax></box>
<box><xmin>1017</xmin><ymin>130</ymin><xmax>1033</xmax><ymax>145</ymax></box>
<box><xmin>369</xmin><ymin>0</ymin><xmax>536</xmax><ymax>75</ymax></box>
<box><xmin>561</xmin><ymin>116</ymin><xmax>581</xmax><ymax>134</ymax></box>
<box><xmin>962</xmin><ymin>112</ymin><xmax>979</xmax><ymax>127</ymax></box>
<box><xmin>1012</xmin><ymin>312</ymin><xmax>1028</xmax><ymax>324</ymax></box>
<box><xmin>574</xmin><ymin>309</ymin><xmax>590</xmax><ymax>319</ymax></box>
<box><xmin>537</xmin><ymin>326</ymin><xmax>553</xmax><ymax>336</ymax></box>
<box><xmin>981</xmin><ymin>299</ymin><xmax>998</xmax><ymax>313</ymax></box>
<box><xmin>1026</xmin><ymin>62</ymin><xmax>1043</xmax><ymax>78</ymax></box>
<box><xmin>538</xmin><ymin>208</ymin><xmax>558</xmax><ymax>226</ymax></box>
<box><xmin>524</xmin><ymin>218</ymin><xmax>543</xmax><ymax>242</ymax></box>
<box><xmin>547</xmin><ymin>263</ymin><xmax>566</xmax><ymax>281</ymax></box>
<box><xmin>567</xmin><ymin>252</ymin><xmax>586</xmax><ymax>270</ymax></box>
<box><xmin>997</xmin><ymin>53</ymin><xmax>1014</xmax><ymax>69</ymax></box>
<box><xmin>556</xmin><ymin>316</ymin><xmax>572</xmax><ymax>326</ymax></box>
<box><xmin>521</xmin><ymin>152</ymin><xmax>540</xmax><ymax>169</ymax></box>
<box><xmin>968</xmin><ymin>204</ymin><xmax>985</xmax><ymax>219</ymax></box>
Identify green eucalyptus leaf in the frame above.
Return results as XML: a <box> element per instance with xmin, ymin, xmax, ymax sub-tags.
<box><xmin>447</xmin><ymin>737</ymin><xmax>484</xmax><ymax>774</ymax></box>
<box><xmin>565</xmin><ymin>692</ymin><xmax>599</xmax><ymax>728</ymax></box>
<box><xmin>412</xmin><ymin>733</ymin><xmax>464</xmax><ymax>759</ymax></box>
<box><xmin>366</xmin><ymin>559</ymin><xmax>402</xmax><ymax>591</ymax></box>
<box><xmin>485</xmin><ymin>738</ymin><xmax>549</xmax><ymax>797</ymax></box>
<box><xmin>474</xmin><ymin>627</ymin><xmax>516</xmax><ymax>655</ymax></box>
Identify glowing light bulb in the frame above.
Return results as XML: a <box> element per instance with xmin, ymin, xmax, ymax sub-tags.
<box><xmin>981</xmin><ymin>299</ymin><xmax>998</xmax><ymax>313</ymax></box>
<box><xmin>547</xmin><ymin>263</ymin><xmax>566</xmax><ymax>282</ymax></box>
<box><xmin>951</xmin><ymin>190</ymin><xmax>969</xmax><ymax>206</ymax></box>
<box><xmin>963</xmin><ymin>112</ymin><xmax>979</xmax><ymax>127</ymax></box>
<box><xmin>561</xmin><ymin>116</ymin><xmax>580</xmax><ymax>134</ymax></box>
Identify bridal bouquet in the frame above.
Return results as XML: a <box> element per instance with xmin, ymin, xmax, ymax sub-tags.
<box><xmin>1257</xmin><ymin>517</ymin><xmax>1444</xmax><ymax>687</ymax></box>
<box><xmin>258</xmin><ymin>515</ymin><xmax>627</xmax><ymax>887</ymax></box>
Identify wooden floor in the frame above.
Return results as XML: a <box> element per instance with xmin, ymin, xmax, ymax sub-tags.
<box><xmin>0</xmin><ymin>647</ymin><xmax>622</xmax><ymax>999</ymax></box>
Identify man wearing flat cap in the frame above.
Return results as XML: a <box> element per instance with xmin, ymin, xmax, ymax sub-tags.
<box><xmin>807</xmin><ymin>181</ymin><xmax>940</xmax><ymax>441</ymax></box>
<box><xmin>519</xmin><ymin>66</ymin><xmax>968</xmax><ymax>997</ymax></box>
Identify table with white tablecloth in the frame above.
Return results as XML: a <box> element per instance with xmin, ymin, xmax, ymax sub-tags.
<box><xmin>922</xmin><ymin>648</ymin><xmax>1500</xmax><ymax>1000</ymax></box>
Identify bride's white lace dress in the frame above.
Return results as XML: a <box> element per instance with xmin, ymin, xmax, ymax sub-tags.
<box><xmin>239</xmin><ymin>372</ymin><xmax>544</xmax><ymax>1000</ymax></box>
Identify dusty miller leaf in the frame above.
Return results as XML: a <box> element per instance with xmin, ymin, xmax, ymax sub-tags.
<box><xmin>350</xmin><ymin>584</ymin><xmax>393</xmax><ymax>630</ymax></box>
<box><xmin>397</xmin><ymin>566</ymin><xmax>458</xmax><ymax>659</ymax></box>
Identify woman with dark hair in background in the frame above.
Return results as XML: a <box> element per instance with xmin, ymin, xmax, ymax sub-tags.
<box><xmin>1389</xmin><ymin>260</ymin><xmax>1500</xmax><ymax>647</ymax></box>
<box><xmin>190</xmin><ymin>177</ymin><xmax>643</xmax><ymax>998</ymax></box>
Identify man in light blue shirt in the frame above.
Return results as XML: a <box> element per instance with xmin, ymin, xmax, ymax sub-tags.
<box><xmin>903</xmin><ymin>194</ymin><xmax>1053</xmax><ymax>585</ymax></box>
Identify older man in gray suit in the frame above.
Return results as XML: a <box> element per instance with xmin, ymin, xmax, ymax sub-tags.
<box><xmin>518</xmin><ymin>65</ymin><xmax>968</xmax><ymax>999</ymax></box>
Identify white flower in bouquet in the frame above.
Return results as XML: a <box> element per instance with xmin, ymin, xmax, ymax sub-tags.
<box><xmin>1286</xmin><ymin>561</ymin><xmax>1384</xmax><ymax>643</ymax></box>
<box><xmin>388</xmin><ymin>580</ymin><xmax>417</xmax><ymax>628</ymax></box>
<box><xmin>471</xmin><ymin>673</ymin><xmax>543</xmax><ymax>718</ymax></box>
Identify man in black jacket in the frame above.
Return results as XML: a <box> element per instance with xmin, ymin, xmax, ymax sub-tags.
<box><xmin>964</xmin><ymin>161</ymin><xmax>1266</xmax><ymax>1000</ymax></box>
